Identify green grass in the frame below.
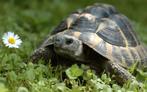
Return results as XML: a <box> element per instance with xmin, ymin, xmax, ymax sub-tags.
<box><xmin>0</xmin><ymin>0</ymin><xmax>147</xmax><ymax>92</ymax></box>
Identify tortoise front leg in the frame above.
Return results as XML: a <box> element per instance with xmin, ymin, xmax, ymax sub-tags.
<box><xmin>106</xmin><ymin>61</ymin><xmax>136</xmax><ymax>84</ymax></box>
<box><xmin>30</xmin><ymin>35</ymin><xmax>55</xmax><ymax>63</ymax></box>
<box><xmin>30</xmin><ymin>47</ymin><xmax>52</xmax><ymax>63</ymax></box>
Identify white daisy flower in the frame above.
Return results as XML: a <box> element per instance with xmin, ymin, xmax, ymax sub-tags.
<box><xmin>2</xmin><ymin>32</ymin><xmax>22</xmax><ymax>48</ymax></box>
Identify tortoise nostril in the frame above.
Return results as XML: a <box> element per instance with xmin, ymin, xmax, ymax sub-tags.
<box><xmin>65</xmin><ymin>38</ymin><xmax>73</xmax><ymax>45</ymax></box>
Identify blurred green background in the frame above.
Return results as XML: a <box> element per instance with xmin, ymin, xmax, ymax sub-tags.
<box><xmin>0</xmin><ymin>0</ymin><xmax>147</xmax><ymax>91</ymax></box>
<box><xmin>0</xmin><ymin>0</ymin><xmax>146</xmax><ymax>48</ymax></box>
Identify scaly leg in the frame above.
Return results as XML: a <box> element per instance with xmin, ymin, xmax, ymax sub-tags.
<box><xmin>106</xmin><ymin>61</ymin><xmax>136</xmax><ymax>84</ymax></box>
<box><xmin>30</xmin><ymin>47</ymin><xmax>52</xmax><ymax>63</ymax></box>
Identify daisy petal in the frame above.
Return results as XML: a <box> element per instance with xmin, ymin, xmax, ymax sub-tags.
<box><xmin>2</xmin><ymin>32</ymin><xmax>22</xmax><ymax>48</ymax></box>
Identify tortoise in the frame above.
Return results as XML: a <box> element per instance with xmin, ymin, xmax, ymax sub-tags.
<box><xmin>30</xmin><ymin>3</ymin><xmax>147</xmax><ymax>84</ymax></box>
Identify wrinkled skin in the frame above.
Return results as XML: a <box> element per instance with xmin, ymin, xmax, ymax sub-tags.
<box><xmin>30</xmin><ymin>3</ymin><xmax>147</xmax><ymax>86</ymax></box>
<box><xmin>53</xmin><ymin>34</ymin><xmax>84</xmax><ymax>62</ymax></box>
<box><xmin>30</xmin><ymin>31</ymin><xmax>138</xmax><ymax>85</ymax></box>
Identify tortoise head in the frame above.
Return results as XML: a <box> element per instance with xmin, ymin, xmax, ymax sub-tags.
<box><xmin>52</xmin><ymin>33</ymin><xmax>84</xmax><ymax>61</ymax></box>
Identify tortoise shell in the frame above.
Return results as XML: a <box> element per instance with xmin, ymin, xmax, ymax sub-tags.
<box><xmin>50</xmin><ymin>3</ymin><xmax>147</xmax><ymax>68</ymax></box>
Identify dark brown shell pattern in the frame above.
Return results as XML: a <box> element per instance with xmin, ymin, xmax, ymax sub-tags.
<box><xmin>51</xmin><ymin>4</ymin><xmax>147</xmax><ymax>68</ymax></box>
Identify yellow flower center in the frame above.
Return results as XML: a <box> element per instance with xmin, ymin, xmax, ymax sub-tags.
<box><xmin>8</xmin><ymin>37</ymin><xmax>15</xmax><ymax>44</ymax></box>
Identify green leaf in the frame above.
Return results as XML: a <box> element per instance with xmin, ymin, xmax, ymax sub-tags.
<box><xmin>17</xmin><ymin>86</ymin><xmax>29</xmax><ymax>92</ymax></box>
<box><xmin>7</xmin><ymin>71</ymin><xmax>17</xmax><ymax>82</ymax></box>
<box><xmin>71</xmin><ymin>87</ymin><xmax>82</xmax><ymax>92</ymax></box>
<box><xmin>101</xmin><ymin>74</ymin><xmax>111</xmax><ymax>84</ymax></box>
<box><xmin>83</xmin><ymin>69</ymin><xmax>97</xmax><ymax>80</ymax></box>
<box><xmin>65</xmin><ymin>64</ymin><xmax>83</xmax><ymax>80</ymax></box>
<box><xmin>25</xmin><ymin>68</ymin><xmax>35</xmax><ymax>81</ymax></box>
<box><xmin>0</xmin><ymin>83</ymin><xmax>9</xmax><ymax>92</ymax></box>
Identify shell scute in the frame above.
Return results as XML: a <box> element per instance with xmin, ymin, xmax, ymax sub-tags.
<box><xmin>84</xmin><ymin>3</ymin><xmax>118</xmax><ymax>19</ymax></box>
<box><xmin>50</xmin><ymin>3</ymin><xmax>147</xmax><ymax>68</ymax></box>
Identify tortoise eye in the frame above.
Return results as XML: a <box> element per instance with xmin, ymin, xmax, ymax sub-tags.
<box><xmin>65</xmin><ymin>38</ymin><xmax>73</xmax><ymax>45</ymax></box>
